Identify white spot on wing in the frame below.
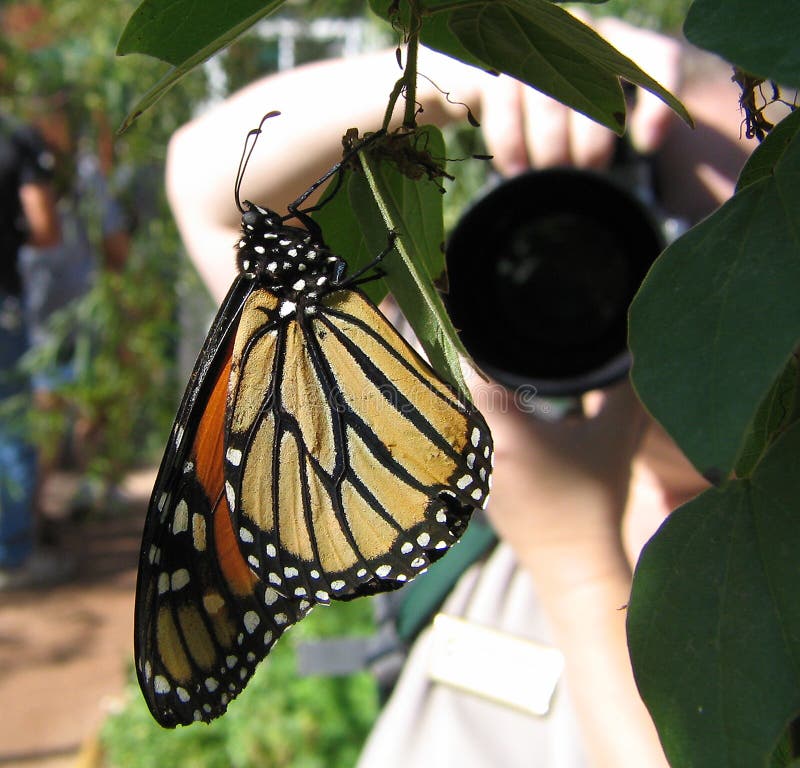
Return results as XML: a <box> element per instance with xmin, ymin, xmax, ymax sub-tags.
<box><xmin>225</xmin><ymin>480</ymin><xmax>236</xmax><ymax>512</ymax></box>
<box><xmin>173</xmin><ymin>499</ymin><xmax>189</xmax><ymax>533</ymax></box>
<box><xmin>456</xmin><ymin>474</ymin><xmax>473</xmax><ymax>489</ymax></box>
<box><xmin>244</xmin><ymin>611</ymin><xmax>260</xmax><ymax>633</ymax></box>
<box><xmin>263</xmin><ymin>587</ymin><xmax>279</xmax><ymax>606</ymax></box>
<box><xmin>157</xmin><ymin>572</ymin><xmax>169</xmax><ymax>594</ymax></box>
<box><xmin>226</xmin><ymin>447</ymin><xmax>243</xmax><ymax>466</ymax></box>
<box><xmin>171</xmin><ymin>569</ymin><xmax>190</xmax><ymax>591</ymax></box>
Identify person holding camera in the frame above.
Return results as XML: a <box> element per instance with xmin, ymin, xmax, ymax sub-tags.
<box><xmin>165</xmin><ymin>20</ymin><xmax>749</xmax><ymax>768</ymax></box>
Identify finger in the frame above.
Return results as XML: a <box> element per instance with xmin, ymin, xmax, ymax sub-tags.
<box><xmin>478</xmin><ymin>75</ymin><xmax>530</xmax><ymax>176</ymax></box>
<box><xmin>569</xmin><ymin>110</ymin><xmax>617</xmax><ymax>168</ymax></box>
<box><xmin>628</xmin><ymin>88</ymin><xmax>678</xmax><ymax>154</ymax></box>
<box><xmin>596</xmin><ymin>18</ymin><xmax>683</xmax><ymax>154</ymax></box>
<box><xmin>523</xmin><ymin>86</ymin><xmax>571</xmax><ymax>167</ymax></box>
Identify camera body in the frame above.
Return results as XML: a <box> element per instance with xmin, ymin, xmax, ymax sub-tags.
<box><xmin>445</xmin><ymin>164</ymin><xmax>671</xmax><ymax>397</ymax></box>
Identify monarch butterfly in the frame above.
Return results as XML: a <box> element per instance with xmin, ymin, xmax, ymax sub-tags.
<box><xmin>135</xmin><ymin>115</ymin><xmax>493</xmax><ymax>727</ymax></box>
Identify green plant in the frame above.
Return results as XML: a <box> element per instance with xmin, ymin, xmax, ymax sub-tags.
<box><xmin>115</xmin><ymin>1</ymin><xmax>800</xmax><ymax>766</ymax></box>
<box><xmin>103</xmin><ymin>599</ymin><xmax>379</xmax><ymax>768</ymax></box>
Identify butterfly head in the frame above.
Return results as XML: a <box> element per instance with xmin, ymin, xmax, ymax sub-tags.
<box><xmin>237</xmin><ymin>201</ymin><xmax>346</xmax><ymax>301</ymax></box>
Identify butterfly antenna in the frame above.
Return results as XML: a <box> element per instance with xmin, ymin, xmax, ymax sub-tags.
<box><xmin>235</xmin><ymin>110</ymin><xmax>282</xmax><ymax>213</ymax></box>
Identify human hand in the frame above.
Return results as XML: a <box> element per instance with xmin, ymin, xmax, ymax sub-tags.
<box><xmin>473</xmin><ymin>377</ymin><xmax>647</xmax><ymax>588</ymax></box>
<box><xmin>476</xmin><ymin>17</ymin><xmax>682</xmax><ymax>175</ymax></box>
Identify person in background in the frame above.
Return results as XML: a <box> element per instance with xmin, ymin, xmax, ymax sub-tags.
<box><xmin>164</xmin><ymin>19</ymin><xmax>750</xmax><ymax>768</ymax></box>
<box><xmin>18</xmin><ymin>95</ymin><xmax>132</xmax><ymax>520</ymax></box>
<box><xmin>0</xmin><ymin>111</ymin><xmax>70</xmax><ymax>590</ymax></box>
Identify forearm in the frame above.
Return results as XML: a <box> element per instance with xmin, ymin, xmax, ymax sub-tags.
<box><xmin>19</xmin><ymin>182</ymin><xmax>60</xmax><ymax>247</ymax></box>
<box><xmin>532</xmin><ymin>547</ymin><xmax>668</xmax><ymax>768</ymax></box>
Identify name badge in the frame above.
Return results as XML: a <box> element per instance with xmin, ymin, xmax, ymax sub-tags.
<box><xmin>427</xmin><ymin>614</ymin><xmax>564</xmax><ymax>716</ymax></box>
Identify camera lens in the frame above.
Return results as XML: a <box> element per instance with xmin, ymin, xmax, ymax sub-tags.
<box><xmin>445</xmin><ymin>169</ymin><xmax>664</xmax><ymax>396</ymax></box>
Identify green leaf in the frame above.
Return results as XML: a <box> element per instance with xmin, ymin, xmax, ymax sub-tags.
<box><xmin>353</xmin><ymin>131</ymin><xmax>471</xmax><ymax>397</ymax></box>
<box><xmin>117</xmin><ymin>0</ymin><xmax>286</xmax><ymax>128</ymax></box>
<box><xmin>684</xmin><ymin>0</ymin><xmax>800</xmax><ymax>88</ymax></box>
<box><xmin>439</xmin><ymin>0</ymin><xmax>690</xmax><ymax>133</ymax></box>
<box><xmin>314</xmin><ymin>127</ymin><xmax>469</xmax><ymax>396</ymax></box>
<box><xmin>629</xmin><ymin>116</ymin><xmax>800</xmax><ymax>479</ymax></box>
<box><xmin>628</xmin><ymin>420</ymin><xmax>800</xmax><ymax>768</ymax></box>
<box><xmin>313</xmin><ymin>173</ymin><xmax>390</xmax><ymax>308</ymax></box>
<box><xmin>116</xmin><ymin>63</ymin><xmax>193</xmax><ymax>132</ymax></box>
<box><xmin>117</xmin><ymin>0</ymin><xmax>285</xmax><ymax>65</ymax></box>
<box><xmin>369</xmin><ymin>0</ymin><xmax>497</xmax><ymax>73</ymax></box>
<box><xmin>734</xmin><ymin>355</ymin><xmax>798</xmax><ymax>478</ymax></box>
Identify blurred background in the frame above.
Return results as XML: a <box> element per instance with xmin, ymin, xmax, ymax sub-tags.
<box><xmin>0</xmin><ymin>1</ymin><xmax>689</xmax><ymax>766</ymax></box>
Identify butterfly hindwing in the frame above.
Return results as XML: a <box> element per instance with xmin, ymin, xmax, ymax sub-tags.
<box><xmin>224</xmin><ymin>286</ymin><xmax>493</xmax><ymax>605</ymax></box>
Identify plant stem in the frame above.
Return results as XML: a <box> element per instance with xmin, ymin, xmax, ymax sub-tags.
<box><xmin>402</xmin><ymin>3</ymin><xmax>420</xmax><ymax>129</ymax></box>
<box><xmin>380</xmin><ymin>0</ymin><xmax>422</xmax><ymax>131</ymax></box>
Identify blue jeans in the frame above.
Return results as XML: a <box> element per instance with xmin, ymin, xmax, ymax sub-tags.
<box><xmin>0</xmin><ymin>292</ymin><xmax>37</xmax><ymax>568</ymax></box>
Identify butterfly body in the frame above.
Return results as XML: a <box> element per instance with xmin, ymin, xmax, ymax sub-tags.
<box><xmin>136</xmin><ymin>188</ymin><xmax>492</xmax><ymax>727</ymax></box>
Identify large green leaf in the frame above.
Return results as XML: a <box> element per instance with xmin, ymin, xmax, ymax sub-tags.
<box><xmin>436</xmin><ymin>0</ymin><xmax>690</xmax><ymax>133</ymax></box>
<box><xmin>684</xmin><ymin>0</ymin><xmax>800</xmax><ymax>89</ymax></box>
<box><xmin>733</xmin><ymin>355</ymin><xmax>798</xmax><ymax>479</ymax></box>
<box><xmin>117</xmin><ymin>0</ymin><xmax>286</xmax><ymax>129</ymax></box>
<box><xmin>628</xmin><ymin>420</ymin><xmax>800</xmax><ymax>768</ymax></box>
<box><xmin>629</xmin><ymin>113</ymin><xmax>800</xmax><ymax>480</ymax></box>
